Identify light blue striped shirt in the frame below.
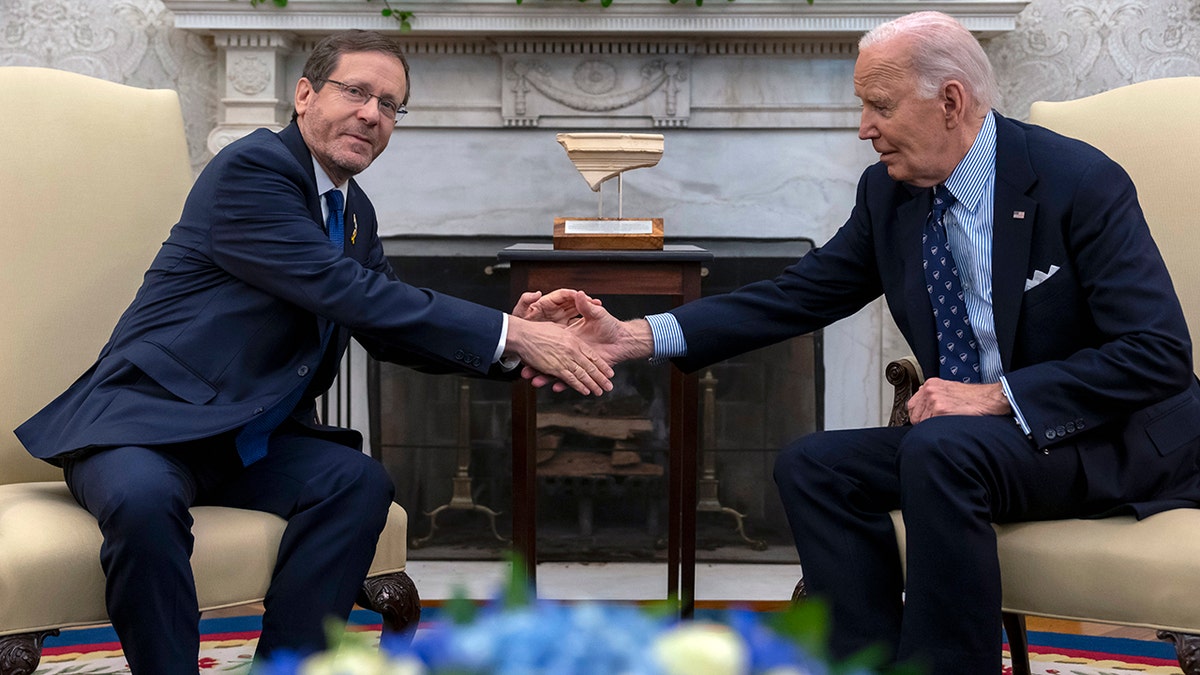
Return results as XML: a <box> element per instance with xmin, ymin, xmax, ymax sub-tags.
<box><xmin>940</xmin><ymin>113</ymin><xmax>1030</xmax><ymax>431</ymax></box>
<box><xmin>942</xmin><ymin>111</ymin><xmax>1000</xmax><ymax>384</ymax></box>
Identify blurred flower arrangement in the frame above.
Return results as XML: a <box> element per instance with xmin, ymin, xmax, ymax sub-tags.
<box><xmin>255</xmin><ymin>561</ymin><xmax>917</xmax><ymax>675</ymax></box>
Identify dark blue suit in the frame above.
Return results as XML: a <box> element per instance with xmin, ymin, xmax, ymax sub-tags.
<box><xmin>670</xmin><ymin>114</ymin><xmax>1200</xmax><ymax>672</ymax></box>
<box><xmin>16</xmin><ymin>123</ymin><xmax>510</xmax><ymax>672</ymax></box>
<box><xmin>18</xmin><ymin>123</ymin><xmax>505</xmax><ymax>462</ymax></box>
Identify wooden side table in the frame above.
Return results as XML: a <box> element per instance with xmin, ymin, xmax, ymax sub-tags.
<box><xmin>499</xmin><ymin>243</ymin><xmax>712</xmax><ymax>618</ymax></box>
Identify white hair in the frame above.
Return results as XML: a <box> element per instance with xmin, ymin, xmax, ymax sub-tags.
<box><xmin>860</xmin><ymin>11</ymin><xmax>999</xmax><ymax>114</ymax></box>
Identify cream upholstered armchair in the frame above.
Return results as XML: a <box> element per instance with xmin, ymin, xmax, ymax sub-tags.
<box><xmin>0</xmin><ymin>67</ymin><xmax>419</xmax><ymax>674</ymax></box>
<box><xmin>877</xmin><ymin>77</ymin><xmax>1200</xmax><ymax>675</ymax></box>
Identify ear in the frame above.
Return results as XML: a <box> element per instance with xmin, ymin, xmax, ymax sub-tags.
<box><xmin>294</xmin><ymin>77</ymin><xmax>315</xmax><ymax>119</ymax></box>
<box><xmin>941</xmin><ymin>80</ymin><xmax>968</xmax><ymax>129</ymax></box>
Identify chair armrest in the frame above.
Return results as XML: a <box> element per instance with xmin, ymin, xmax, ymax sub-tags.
<box><xmin>886</xmin><ymin>356</ymin><xmax>923</xmax><ymax>427</ymax></box>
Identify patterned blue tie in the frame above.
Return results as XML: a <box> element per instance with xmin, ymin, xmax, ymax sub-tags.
<box><xmin>923</xmin><ymin>185</ymin><xmax>981</xmax><ymax>383</ymax></box>
<box><xmin>233</xmin><ymin>190</ymin><xmax>345</xmax><ymax>466</ymax></box>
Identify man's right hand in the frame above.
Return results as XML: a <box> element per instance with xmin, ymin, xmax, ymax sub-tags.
<box><xmin>522</xmin><ymin>291</ymin><xmax>656</xmax><ymax>392</ymax></box>
<box><xmin>503</xmin><ymin>315</ymin><xmax>614</xmax><ymax>396</ymax></box>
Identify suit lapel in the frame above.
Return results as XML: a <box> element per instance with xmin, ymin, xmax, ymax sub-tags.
<box><xmin>278</xmin><ymin>123</ymin><xmax>324</xmax><ymax>227</ymax></box>
<box><xmin>991</xmin><ymin>115</ymin><xmax>1039</xmax><ymax>369</ymax></box>
<box><xmin>344</xmin><ymin>180</ymin><xmax>371</xmax><ymax>264</ymax></box>
<box><xmin>277</xmin><ymin>123</ymin><xmax>337</xmax><ymax>342</ymax></box>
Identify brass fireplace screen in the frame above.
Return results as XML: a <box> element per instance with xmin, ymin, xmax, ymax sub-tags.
<box><xmin>367</xmin><ymin>236</ymin><xmax>822</xmax><ymax>562</ymax></box>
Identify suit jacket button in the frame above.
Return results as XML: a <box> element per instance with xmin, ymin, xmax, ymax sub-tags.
<box><xmin>454</xmin><ymin>349</ymin><xmax>465</xmax><ymax>361</ymax></box>
<box><xmin>1066</xmin><ymin>422</ymin><xmax>1076</xmax><ymax>433</ymax></box>
<box><xmin>298</xmin><ymin>365</ymin><xmax>309</xmax><ymax>376</ymax></box>
<box><xmin>1076</xmin><ymin>418</ymin><xmax>1085</xmax><ymax>429</ymax></box>
<box><xmin>1044</xmin><ymin>429</ymin><xmax>1056</xmax><ymax>440</ymax></box>
<box><xmin>1056</xmin><ymin>425</ymin><xmax>1067</xmax><ymax>436</ymax></box>
<box><xmin>254</xmin><ymin>407</ymin><xmax>265</xmax><ymax>415</ymax></box>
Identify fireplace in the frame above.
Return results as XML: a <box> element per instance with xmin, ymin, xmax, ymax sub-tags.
<box><xmin>368</xmin><ymin>236</ymin><xmax>821</xmax><ymax>562</ymax></box>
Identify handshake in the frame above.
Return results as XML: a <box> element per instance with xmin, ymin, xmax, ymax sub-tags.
<box><xmin>502</xmin><ymin>288</ymin><xmax>656</xmax><ymax>396</ymax></box>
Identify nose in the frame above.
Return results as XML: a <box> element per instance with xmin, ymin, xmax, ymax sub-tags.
<box><xmin>355</xmin><ymin>99</ymin><xmax>382</xmax><ymax>125</ymax></box>
<box><xmin>858</xmin><ymin>110</ymin><xmax>878</xmax><ymax>141</ymax></box>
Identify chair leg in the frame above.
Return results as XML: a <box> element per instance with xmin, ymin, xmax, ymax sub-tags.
<box><xmin>0</xmin><ymin>629</ymin><xmax>59</xmax><ymax>675</ymax></box>
<box><xmin>1002</xmin><ymin>612</ymin><xmax>1030</xmax><ymax>675</ymax></box>
<box><xmin>1157</xmin><ymin>630</ymin><xmax>1200</xmax><ymax>675</ymax></box>
<box><xmin>358</xmin><ymin>570</ymin><xmax>422</xmax><ymax>642</ymax></box>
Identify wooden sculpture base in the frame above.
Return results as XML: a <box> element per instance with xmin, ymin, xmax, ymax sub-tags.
<box><xmin>553</xmin><ymin>217</ymin><xmax>664</xmax><ymax>250</ymax></box>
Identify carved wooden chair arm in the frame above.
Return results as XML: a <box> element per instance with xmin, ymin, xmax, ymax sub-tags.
<box><xmin>886</xmin><ymin>356</ymin><xmax>923</xmax><ymax>427</ymax></box>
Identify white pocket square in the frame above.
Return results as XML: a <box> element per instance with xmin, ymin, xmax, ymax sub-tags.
<box><xmin>1024</xmin><ymin>264</ymin><xmax>1060</xmax><ymax>291</ymax></box>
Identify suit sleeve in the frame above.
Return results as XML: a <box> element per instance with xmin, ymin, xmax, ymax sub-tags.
<box><xmin>205</xmin><ymin>137</ymin><xmax>504</xmax><ymax>375</ymax></box>
<box><xmin>669</xmin><ymin>173</ymin><xmax>886</xmax><ymax>372</ymax></box>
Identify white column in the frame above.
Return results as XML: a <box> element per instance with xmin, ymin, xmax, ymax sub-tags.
<box><xmin>208</xmin><ymin>31</ymin><xmax>296</xmax><ymax>153</ymax></box>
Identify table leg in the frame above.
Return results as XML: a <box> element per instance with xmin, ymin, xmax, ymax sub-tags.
<box><xmin>512</xmin><ymin>380</ymin><xmax>538</xmax><ymax>589</ymax></box>
<box><xmin>680</xmin><ymin>369</ymin><xmax>698</xmax><ymax>619</ymax></box>
<box><xmin>669</xmin><ymin>367</ymin><xmax>699</xmax><ymax>618</ymax></box>
<box><xmin>668</xmin><ymin>369</ymin><xmax>681</xmax><ymax>613</ymax></box>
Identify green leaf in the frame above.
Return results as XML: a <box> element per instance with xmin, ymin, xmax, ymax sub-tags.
<box><xmin>500</xmin><ymin>551</ymin><xmax>533</xmax><ymax>609</ymax></box>
<box><xmin>767</xmin><ymin>598</ymin><xmax>832</xmax><ymax>659</ymax></box>
<box><xmin>443</xmin><ymin>585</ymin><xmax>478</xmax><ymax>625</ymax></box>
<box><xmin>639</xmin><ymin>595</ymin><xmax>681</xmax><ymax>620</ymax></box>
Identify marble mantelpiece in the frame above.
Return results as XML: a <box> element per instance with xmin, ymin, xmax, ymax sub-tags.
<box><xmin>164</xmin><ymin>0</ymin><xmax>1028</xmax><ymax>430</ymax></box>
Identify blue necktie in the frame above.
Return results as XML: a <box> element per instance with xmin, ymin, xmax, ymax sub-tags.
<box><xmin>234</xmin><ymin>190</ymin><xmax>345</xmax><ymax>466</ymax></box>
<box><xmin>325</xmin><ymin>189</ymin><xmax>344</xmax><ymax>251</ymax></box>
<box><xmin>923</xmin><ymin>185</ymin><xmax>981</xmax><ymax>383</ymax></box>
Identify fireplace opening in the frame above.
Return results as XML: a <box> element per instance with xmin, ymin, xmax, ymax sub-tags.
<box><xmin>369</xmin><ymin>236</ymin><xmax>822</xmax><ymax>563</ymax></box>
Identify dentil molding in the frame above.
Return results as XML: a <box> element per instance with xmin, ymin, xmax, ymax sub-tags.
<box><xmin>164</xmin><ymin>0</ymin><xmax>1030</xmax><ymax>37</ymax></box>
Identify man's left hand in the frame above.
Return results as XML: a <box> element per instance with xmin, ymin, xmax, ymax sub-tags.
<box><xmin>512</xmin><ymin>289</ymin><xmax>601</xmax><ymax>325</ymax></box>
<box><xmin>907</xmin><ymin>378</ymin><xmax>1012</xmax><ymax>424</ymax></box>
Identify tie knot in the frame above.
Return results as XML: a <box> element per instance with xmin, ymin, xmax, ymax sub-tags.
<box><xmin>325</xmin><ymin>188</ymin><xmax>344</xmax><ymax>214</ymax></box>
<box><xmin>324</xmin><ymin>189</ymin><xmax>346</xmax><ymax>250</ymax></box>
<box><xmin>931</xmin><ymin>184</ymin><xmax>955</xmax><ymax>221</ymax></box>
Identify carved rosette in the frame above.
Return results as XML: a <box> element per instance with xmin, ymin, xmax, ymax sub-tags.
<box><xmin>358</xmin><ymin>571</ymin><xmax>422</xmax><ymax>639</ymax></box>
<box><xmin>228</xmin><ymin>54</ymin><xmax>272</xmax><ymax>96</ymax></box>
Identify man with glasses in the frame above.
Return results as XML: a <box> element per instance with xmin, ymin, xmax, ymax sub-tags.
<box><xmin>15</xmin><ymin>30</ymin><xmax>613</xmax><ymax>673</ymax></box>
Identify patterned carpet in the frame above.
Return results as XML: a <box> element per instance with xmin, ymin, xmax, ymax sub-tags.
<box><xmin>32</xmin><ymin>611</ymin><xmax>1185</xmax><ymax>674</ymax></box>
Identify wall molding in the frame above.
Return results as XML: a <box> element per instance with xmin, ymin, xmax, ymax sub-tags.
<box><xmin>165</xmin><ymin>0</ymin><xmax>1030</xmax><ymax>37</ymax></box>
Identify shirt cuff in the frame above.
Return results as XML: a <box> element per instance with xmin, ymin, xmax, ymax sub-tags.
<box><xmin>496</xmin><ymin>314</ymin><xmax>520</xmax><ymax>371</ymax></box>
<box><xmin>645</xmin><ymin>312</ymin><xmax>687</xmax><ymax>364</ymax></box>
<box><xmin>1000</xmin><ymin>375</ymin><xmax>1031</xmax><ymax>436</ymax></box>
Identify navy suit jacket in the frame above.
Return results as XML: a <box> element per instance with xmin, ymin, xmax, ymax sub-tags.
<box><xmin>18</xmin><ymin>123</ymin><xmax>507</xmax><ymax>463</ymax></box>
<box><xmin>670</xmin><ymin>113</ymin><xmax>1200</xmax><ymax>516</ymax></box>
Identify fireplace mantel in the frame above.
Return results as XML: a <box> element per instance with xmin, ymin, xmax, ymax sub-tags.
<box><xmin>165</xmin><ymin>0</ymin><xmax>1029</xmax><ymax>149</ymax></box>
<box><xmin>167</xmin><ymin>0</ymin><xmax>1029</xmax><ymax>38</ymax></box>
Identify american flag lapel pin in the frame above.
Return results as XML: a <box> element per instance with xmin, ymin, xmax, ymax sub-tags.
<box><xmin>1012</xmin><ymin>210</ymin><xmax>1026</xmax><ymax>219</ymax></box>
<box><xmin>351</xmin><ymin>213</ymin><xmax>358</xmax><ymax>245</ymax></box>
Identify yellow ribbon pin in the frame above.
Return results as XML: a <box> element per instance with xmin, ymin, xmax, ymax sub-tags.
<box><xmin>351</xmin><ymin>213</ymin><xmax>358</xmax><ymax>245</ymax></box>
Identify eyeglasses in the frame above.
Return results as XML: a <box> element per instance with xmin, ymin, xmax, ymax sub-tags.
<box><xmin>319</xmin><ymin>78</ymin><xmax>408</xmax><ymax>123</ymax></box>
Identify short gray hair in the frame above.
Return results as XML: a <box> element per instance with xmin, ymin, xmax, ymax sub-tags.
<box><xmin>860</xmin><ymin>11</ymin><xmax>998</xmax><ymax>114</ymax></box>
